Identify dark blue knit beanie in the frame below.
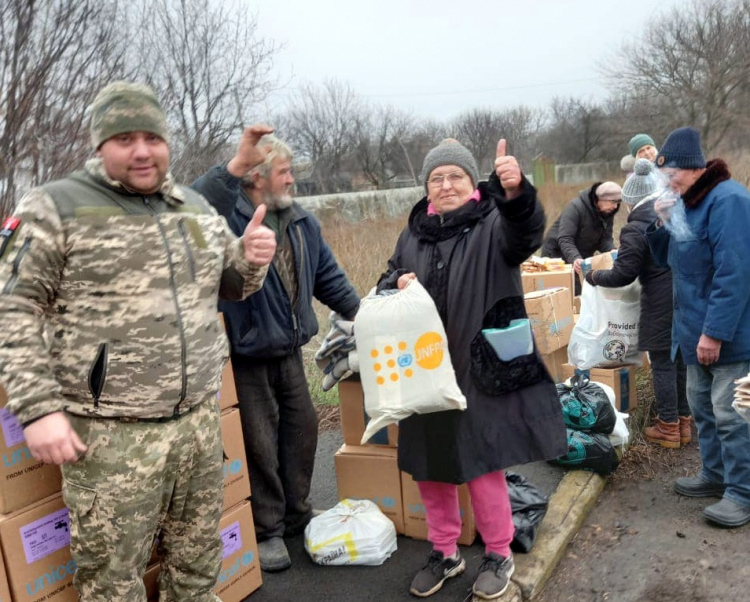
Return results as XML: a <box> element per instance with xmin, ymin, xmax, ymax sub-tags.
<box><xmin>656</xmin><ymin>127</ymin><xmax>706</xmax><ymax>169</ymax></box>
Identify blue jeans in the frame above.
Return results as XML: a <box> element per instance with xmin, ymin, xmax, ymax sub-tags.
<box><xmin>687</xmin><ymin>361</ymin><xmax>750</xmax><ymax>506</ymax></box>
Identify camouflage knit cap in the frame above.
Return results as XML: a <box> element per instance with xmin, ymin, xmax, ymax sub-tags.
<box><xmin>89</xmin><ymin>81</ymin><xmax>168</xmax><ymax>149</ymax></box>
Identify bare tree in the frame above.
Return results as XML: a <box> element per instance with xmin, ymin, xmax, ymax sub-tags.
<box><xmin>351</xmin><ymin>105</ymin><xmax>417</xmax><ymax>189</ymax></box>
<box><xmin>280</xmin><ymin>79</ymin><xmax>362</xmax><ymax>194</ymax></box>
<box><xmin>538</xmin><ymin>97</ymin><xmax>610</xmax><ymax>164</ymax></box>
<box><xmin>604</xmin><ymin>0</ymin><xmax>750</xmax><ymax>152</ymax></box>
<box><xmin>0</xmin><ymin>0</ymin><xmax>128</xmax><ymax>216</ymax></box>
<box><xmin>133</xmin><ymin>0</ymin><xmax>280</xmax><ymax>183</ymax></box>
<box><xmin>398</xmin><ymin>119</ymin><xmax>449</xmax><ymax>185</ymax></box>
<box><xmin>453</xmin><ymin>108</ymin><xmax>504</xmax><ymax>175</ymax></box>
<box><xmin>453</xmin><ymin>106</ymin><xmax>544</xmax><ymax>174</ymax></box>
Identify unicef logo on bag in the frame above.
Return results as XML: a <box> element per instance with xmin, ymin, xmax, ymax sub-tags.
<box><xmin>368</xmin><ymin>332</ymin><xmax>445</xmax><ymax>386</ymax></box>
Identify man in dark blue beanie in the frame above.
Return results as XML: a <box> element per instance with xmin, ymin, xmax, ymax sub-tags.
<box><xmin>647</xmin><ymin>125</ymin><xmax>750</xmax><ymax>528</ymax></box>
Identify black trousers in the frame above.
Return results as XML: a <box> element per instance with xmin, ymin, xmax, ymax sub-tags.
<box><xmin>649</xmin><ymin>348</ymin><xmax>690</xmax><ymax>423</ymax></box>
<box><xmin>231</xmin><ymin>349</ymin><xmax>318</xmax><ymax>540</ymax></box>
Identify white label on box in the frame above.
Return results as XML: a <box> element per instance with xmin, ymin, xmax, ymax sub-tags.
<box><xmin>21</xmin><ymin>508</ymin><xmax>71</xmax><ymax>564</ymax></box>
<box><xmin>220</xmin><ymin>521</ymin><xmax>242</xmax><ymax>559</ymax></box>
<box><xmin>0</xmin><ymin>408</ymin><xmax>25</xmax><ymax>448</ymax></box>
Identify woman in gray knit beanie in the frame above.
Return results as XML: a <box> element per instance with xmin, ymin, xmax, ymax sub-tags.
<box><xmin>376</xmin><ymin>139</ymin><xmax>567</xmax><ymax>599</ymax></box>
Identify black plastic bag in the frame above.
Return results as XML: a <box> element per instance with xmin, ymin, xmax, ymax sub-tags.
<box><xmin>550</xmin><ymin>428</ymin><xmax>620</xmax><ymax>475</ymax></box>
<box><xmin>506</xmin><ymin>471</ymin><xmax>549</xmax><ymax>553</ymax></box>
<box><xmin>556</xmin><ymin>376</ymin><xmax>616</xmax><ymax>434</ymax></box>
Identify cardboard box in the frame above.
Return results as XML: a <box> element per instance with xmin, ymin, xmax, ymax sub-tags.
<box><xmin>217</xmin><ymin>358</ymin><xmax>239</xmax><ymax>410</ymax></box>
<box><xmin>521</xmin><ymin>265</ymin><xmax>575</xmax><ymax>307</ymax></box>
<box><xmin>524</xmin><ymin>287</ymin><xmax>574</xmax><ymax>355</ymax></box>
<box><xmin>0</xmin><ymin>494</ymin><xmax>77</xmax><ymax>602</ymax></box>
<box><xmin>338</xmin><ymin>378</ymin><xmax>398</xmax><ymax>447</ymax></box>
<box><xmin>0</xmin><ymin>542</ymin><xmax>11</xmax><ymax>602</ymax></box>
<box><xmin>562</xmin><ymin>363</ymin><xmax>638</xmax><ymax>412</ymax></box>
<box><xmin>573</xmin><ymin>295</ymin><xmax>581</xmax><ymax>314</ymax></box>
<box><xmin>401</xmin><ymin>473</ymin><xmax>476</xmax><ymax>546</ymax></box>
<box><xmin>542</xmin><ymin>346</ymin><xmax>569</xmax><ymax>383</ymax></box>
<box><xmin>220</xmin><ymin>408</ymin><xmax>251</xmax><ymax>510</ymax></box>
<box><xmin>579</xmin><ymin>250</ymin><xmax>617</xmax><ymax>286</ymax></box>
<box><xmin>214</xmin><ymin>501</ymin><xmax>262</xmax><ymax>602</ymax></box>
<box><xmin>0</xmin><ymin>406</ymin><xmax>63</xmax><ymax>514</ymax></box>
<box><xmin>146</xmin><ymin>502</ymin><xmax>262</xmax><ymax>602</ymax></box>
<box><xmin>217</xmin><ymin>314</ymin><xmax>238</xmax><ymax>410</ymax></box>
<box><xmin>334</xmin><ymin>445</ymin><xmax>404</xmax><ymax>534</ymax></box>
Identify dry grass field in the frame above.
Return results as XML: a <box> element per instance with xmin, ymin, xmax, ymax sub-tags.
<box><xmin>305</xmin><ymin>153</ymin><xmax>750</xmax><ymax>447</ymax></box>
<box><xmin>303</xmin><ymin>178</ymin><xmax>630</xmax><ymax>408</ymax></box>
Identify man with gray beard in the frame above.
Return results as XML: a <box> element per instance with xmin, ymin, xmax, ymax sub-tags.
<box><xmin>192</xmin><ymin>133</ymin><xmax>360</xmax><ymax>572</ymax></box>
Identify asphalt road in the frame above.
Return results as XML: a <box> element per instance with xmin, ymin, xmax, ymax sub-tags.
<box><xmin>244</xmin><ymin>429</ymin><xmax>566</xmax><ymax>602</ymax></box>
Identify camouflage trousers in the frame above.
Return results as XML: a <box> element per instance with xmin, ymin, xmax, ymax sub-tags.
<box><xmin>63</xmin><ymin>400</ymin><xmax>224</xmax><ymax>602</ymax></box>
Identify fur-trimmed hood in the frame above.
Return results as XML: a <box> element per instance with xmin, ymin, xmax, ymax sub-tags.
<box><xmin>683</xmin><ymin>159</ymin><xmax>731</xmax><ymax>209</ymax></box>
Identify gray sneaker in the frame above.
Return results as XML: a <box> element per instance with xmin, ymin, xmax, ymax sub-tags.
<box><xmin>674</xmin><ymin>475</ymin><xmax>726</xmax><ymax>498</ymax></box>
<box><xmin>258</xmin><ymin>536</ymin><xmax>291</xmax><ymax>572</ymax></box>
<box><xmin>472</xmin><ymin>553</ymin><xmax>515</xmax><ymax>600</ymax></box>
<box><xmin>409</xmin><ymin>550</ymin><xmax>465</xmax><ymax>598</ymax></box>
<box><xmin>703</xmin><ymin>498</ymin><xmax>750</xmax><ymax>528</ymax></box>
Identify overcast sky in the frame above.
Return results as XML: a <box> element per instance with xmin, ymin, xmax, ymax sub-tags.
<box><xmin>250</xmin><ymin>0</ymin><xmax>684</xmax><ymax>123</ymax></box>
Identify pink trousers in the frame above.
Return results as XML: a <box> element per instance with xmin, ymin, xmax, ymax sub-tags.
<box><xmin>417</xmin><ymin>470</ymin><xmax>514</xmax><ymax>558</ymax></box>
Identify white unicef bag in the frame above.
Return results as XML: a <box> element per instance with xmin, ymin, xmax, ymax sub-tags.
<box><xmin>354</xmin><ymin>281</ymin><xmax>467</xmax><ymax>444</ymax></box>
<box><xmin>304</xmin><ymin>499</ymin><xmax>397</xmax><ymax>566</ymax></box>
<box><xmin>568</xmin><ymin>280</ymin><xmax>644</xmax><ymax>370</ymax></box>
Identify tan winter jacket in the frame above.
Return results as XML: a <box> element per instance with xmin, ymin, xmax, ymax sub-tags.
<box><xmin>0</xmin><ymin>159</ymin><xmax>268</xmax><ymax>425</ymax></box>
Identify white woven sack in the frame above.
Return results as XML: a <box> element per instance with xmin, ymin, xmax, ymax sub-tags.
<box><xmin>304</xmin><ymin>499</ymin><xmax>397</xmax><ymax>566</ymax></box>
<box><xmin>354</xmin><ymin>281</ymin><xmax>467</xmax><ymax>444</ymax></box>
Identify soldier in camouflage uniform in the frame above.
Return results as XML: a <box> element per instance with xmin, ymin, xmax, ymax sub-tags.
<box><xmin>0</xmin><ymin>82</ymin><xmax>277</xmax><ymax>601</ymax></box>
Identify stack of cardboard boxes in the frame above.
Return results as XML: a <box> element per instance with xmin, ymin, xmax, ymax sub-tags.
<box><xmin>334</xmin><ymin>379</ymin><xmax>476</xmax><ymax>545</ymax></box>
<box><xmin>0</xmin><ymin>315</ymin><xmax>261</xmax><ymax>602</ymax></box>
<box><xmin>331</xmin><ymin>269</ymin><xmax>577</xmax><ymax>542</ymax></box>
<box><xmin>0</xmin><ymin>385</ymin><xmax>73</xmax><ymax>602</ymax></box>
<box><xmin>332</xmin><ymin>263</ymin><xmax>637</xmax><ymax>542</ymax></box>
<box><xmin>204</xmin><ymin>350</ymin><xmax>263</xmax><ymax>602</ymax></box>
<box><xmin>522</xmin><ymin>257</ymin><xmax>638</xmax><ymax>412</ymax></box>
<box><xmin>521</xmin><ymin>264</ymin><xmax>576</xmax><ymax>385</ymax></box>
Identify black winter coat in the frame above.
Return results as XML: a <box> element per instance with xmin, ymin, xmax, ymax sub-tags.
<box><xmin>540</xmin><ymin>184</ymin><xmax>617</xmax><ymax>262</ymax></box>
<box><xmin>377</xmin><ymin>173</ymin><xmax>567</xmax><ymax>484</ymax></box>
<box><xmin>588</xmin><ymin>199</ymin><xmax>673</xmax><ymax>351</ymax></box>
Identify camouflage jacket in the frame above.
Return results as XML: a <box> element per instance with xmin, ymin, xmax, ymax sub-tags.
<box><xmin>0</xmin><ymin>159</ymin><xmax>268</xmax><ymax>425</ymax></box>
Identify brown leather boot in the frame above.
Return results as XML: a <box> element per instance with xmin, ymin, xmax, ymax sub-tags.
<box><xmin>644</xmin><ymin>418</ymin><xmax>680</xmax><ymax>449</ymax></box>
<box><xmin>678</xmin><ymin>416</ymin><xmax>693</xmax><ymax>445</ymax></box>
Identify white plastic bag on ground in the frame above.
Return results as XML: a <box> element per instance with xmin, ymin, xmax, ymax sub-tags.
<box><xmin>593</xmin><ymin>381</ymin><xmax>630</xmax><ymax>449</ymax></box>
<box><xmin>354</xmin><ymin>281</ymin><xmax>466</xmax><ymax>444</ymax></box>
<box><xmin>304</xmin><ymin>499</ymin><xmax>397</xmax><ymax>566</ymax></box>
<box><xmin>568</xmin><ymin>280</ymin><xmax>644</xmax><ymax>370</ymax></box>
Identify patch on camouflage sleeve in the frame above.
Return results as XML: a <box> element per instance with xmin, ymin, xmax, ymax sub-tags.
<box><xmin>0</xmin><ymin>217</ymin><xmax>21</xmax><ymax>260</ymax></box>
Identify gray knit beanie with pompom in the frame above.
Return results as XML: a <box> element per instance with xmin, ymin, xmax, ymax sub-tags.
<box><xmin>622</xmin><ymin>158</ymin><xmax>658</xmax><ymax>205</ymax></box>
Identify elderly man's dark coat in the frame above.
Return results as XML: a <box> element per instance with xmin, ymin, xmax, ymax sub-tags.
<box><xmin>378</xmin><ymin>173</ymin><xmax>567</xmax><ymax>484</ymax></box>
